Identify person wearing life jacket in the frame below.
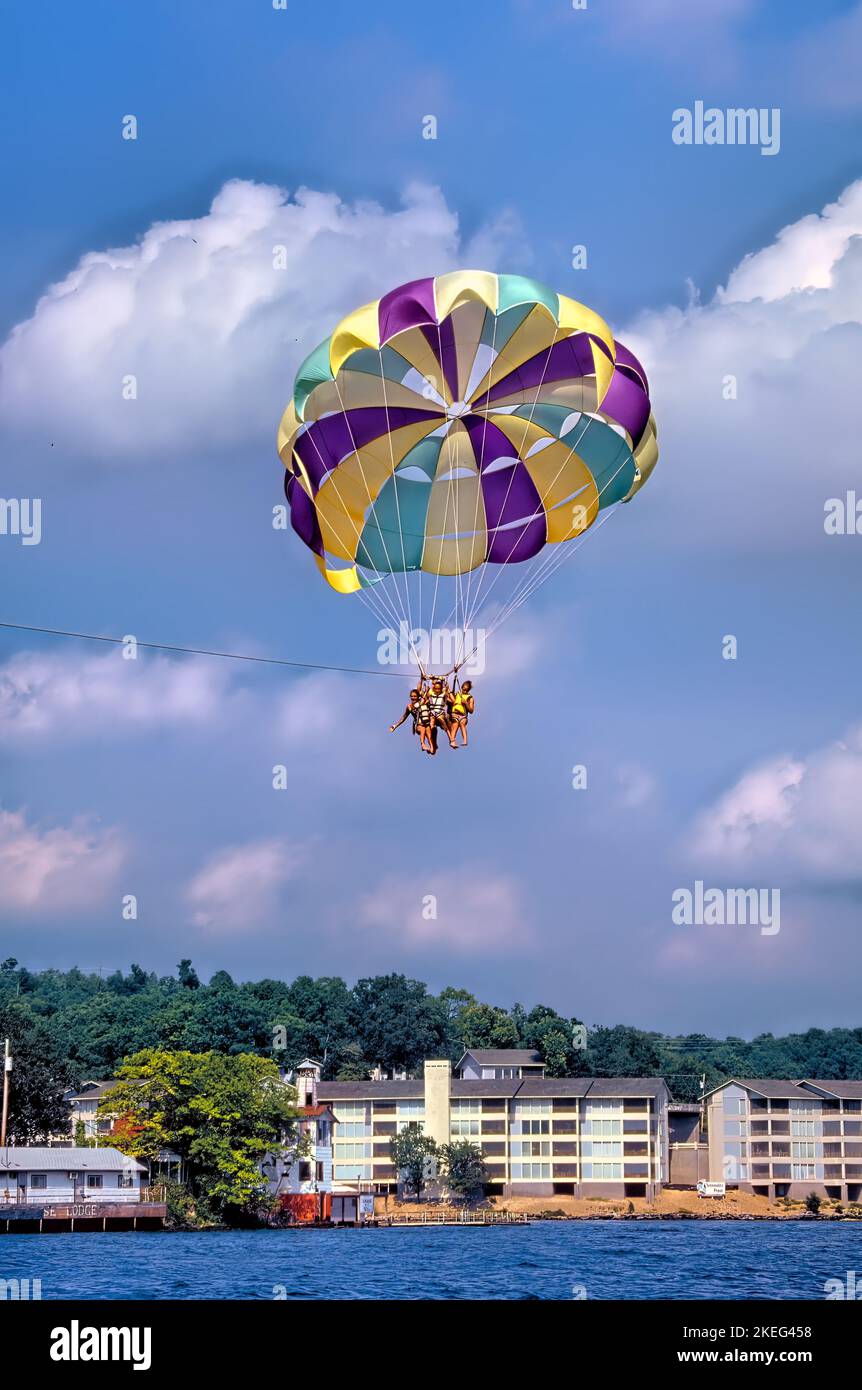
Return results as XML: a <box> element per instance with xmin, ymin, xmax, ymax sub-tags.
<box><xmin>390</xmin><ymin>687</ymin><xmax>434</xmax><ymax>754</ymax></box>
<box><xmin>449</xmin><ymin>679</ymin><xmax>475</xmax><ymax>746</ymax></box>
<box><xmin>425</xmin><ymin>676</ymin><xmax>452</xmax><ymax>751</ymax></box>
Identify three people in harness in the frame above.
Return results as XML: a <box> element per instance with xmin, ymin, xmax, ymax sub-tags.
<box><xmin>389</xmin><ymin>674</ymin><xmax>475</xmax><ymax>755</ymax></box>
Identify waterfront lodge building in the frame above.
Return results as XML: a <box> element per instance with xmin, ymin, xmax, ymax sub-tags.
<box><xmin>288</xmin><ymin>1054</ymin><xmax>862</xmax><ymax>1209</ymax></box>
<box><xmin>7</xmin><ymin>1051</ymin><xmax>861</xmax><ymax>1221</ymax></box>
<box><xmin>316</xmin><ymin>1051</ymin><xmax>671</xmax><ymax>1201</ymax></box>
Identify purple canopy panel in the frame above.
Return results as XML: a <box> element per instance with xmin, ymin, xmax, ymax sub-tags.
<box><xmin>285</xmin><ymin>473</ymin><xmax>323</xmax><ymax>557</ymax></box>
<box><xmin>421</xmin><ymin>314</ymin><xmax>459</xmax><ymax>402</ymax></box>
<box><xmin>475</xmin><ymin>332</ymin><xmax>597</xmax><ymax>409</ymax></box>
<box><xmin>481</xmin><ymin>461</ymin><xmax>547</xmax><ymax>563</ymax></box>
<box><xmin>462</xmin><ymin>414</ymin><xmax>519</xmax><ymax>472</ymax></box>
<box><xmin>295</xmin><ymin>406</ymin><xmax>439</xmax><ymax>493</ymax></box>
<box><xmin>600</xmin><ymin>369</ymin><xmax>650</xmax><ymax>448</ymax></box>
<box><xmin>378</xmin><ymin>277</ymin><xmax>437</xmax><ymax>345</ymax></box>
<box><xmin>612</xmin><ymin>339</ymin><xmax>650</xmax><ymax>396</ymax></box>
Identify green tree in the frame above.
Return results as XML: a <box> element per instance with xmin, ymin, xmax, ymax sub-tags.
<box><xmin>587</xmin><ymin>1025</ymin><xmax>663</xmax><ymax>1077</ymax></box>
<box><xmin>101</xmin><ymin>1049</ymin><xmax>297</xmax><ymax>1218</ymax></box>
<box><xmin>457</xmin><ymin>1001</ymin><xmax>520</xmax><ymax>1050</ymax></box>
<box><xmin>351</xmin><ymin>975</ymin><xmax>448</xmax><ymax>1073</ymax></box>
<box><xmin>177</xmin><ymin>960</ymin><xmax>200</xmax><ymax>990</ymax></box>
<box><xmin>0</xmin><ymin>1006</ymin><xmax>72</xmax><ymax>1140</ymax></box>
<box><xmin>389</xmin><ymin>1127</ymin><xmax>438</xmax><ymax>1200</ymax></box>
<box><xmin>804</xmin><ymin>1192</ymin><xmax>822</xmax><ymax>1215</ymax></box>
<box><xmin>438</xmin><ymin>1140</ymin><xmax>488</xmax><ymax>1202</ymax></box>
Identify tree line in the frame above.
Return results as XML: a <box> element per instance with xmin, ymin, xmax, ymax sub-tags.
<box><xmin>2</xmin><ymin>957</ymin><xmax>861</xmax><ymax>1141</ymax></box>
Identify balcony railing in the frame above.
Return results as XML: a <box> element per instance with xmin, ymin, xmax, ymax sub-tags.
<box><xmin>0</xmin><ymin>1187</ymin><xmax>142</xmax><ymax>1206</ymax></box>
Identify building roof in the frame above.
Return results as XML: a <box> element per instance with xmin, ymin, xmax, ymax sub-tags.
<box><xmin>66</xmin><ymin>1080</ymin><xmax>116</xmax><ymax>1101</ymax></box>
<box><xmin>318</xmin><ymin>1075</ymin><xmax>670</xmax><ymax>1101</ymax></box>
<box><xmin>297</xmin><ymin>1104</ymin><xmax>336</xmax><ymax>1118</ymax></box>
<box><xmin>318</xmin><ymin>1080</ymin><xmax>424</xmax><ymax>1101</ymax></box>
<box><xmin>450</xmin><ymin>1078</ymin><xmax>522</xmax><ymax>1098</ymax></box>
<box><xmin>517</xmin><ymin>1078</ymin><xmax>592</xmax><ymax>1098</ymax></box>
<box><xmin>800</xmin><ymin>1079</ymin><xmax>862</xmax><ymax>1100</ymax></box>
<box><xmin>458</xmin><ymin>1049</ymin><xmax>544</xmax><ymax>1067</ymax></box>
<box><xmin>702</xmin><ymin>1078</ymin><xmax>809</xmax><ymax>1101</ymax></box>
<box><xmin>587</xmin><ymin>1078</ymin><xmax>669</xmax><ymax>1098</ymax></box>
<box><xmin>0</xmin><ymin>1147</ymin><xmax>146</xmax><ymax>1172</ymax></box>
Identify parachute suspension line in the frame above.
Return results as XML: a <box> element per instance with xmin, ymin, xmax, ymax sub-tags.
<box><xmin>374</xmin><ymin>346</ymin><xmax>424</xmax><ymax>669</ymax></box>
<box><xmin>461</xmin><ymin>405</ymin><xmax>604</xmax><ymax>634</ymax></box>
<box><xmin>297</xmin><ymin>403</ymin><xmax>407</xmax><ymax>640</ymax></box>
<box><xmin>480</xmin><ymin>445</ymin><xmax>633</xmax><ymax>644</ymax></box>
<box><xmin>460</xmin><ymin>350</ymin><xmax>605</xmax><ymax>639</ymax></box>
<box><xmin>483</xmin><ymin>501</ymin><xmax>622</xmax><ymax>648</ymax></box>
<box><xmin>481</xmin><ymin>437</ymin><xmax>633</xmax><ymax>638</ymax></box>
<box><xmin>457</xmin><ymin>319</ymin><xmax>560</xmax><ymax>636</ymax></box>
<box><xmin>433</xmin><ymin>319</ymin><xmax>465</xmax><ymax>670</ymax></box>
<box><xmin>461</xmin><ymin>411</ymin><xmax>628</xmax><ymax>661</ymax></box>
<box><xmin>426</xmin><ymin>380</ymin><xmax>467</xmax><ymax>673</ymax></box>
<box><xmin>328</xmin><ymin>369</ymin><xmax>420</xmax><ymax>666</ymax></box>
<box><xmin>457</xmin><ymin>305</ymin><xmax>500</xmax><ymax>673</ymax></box>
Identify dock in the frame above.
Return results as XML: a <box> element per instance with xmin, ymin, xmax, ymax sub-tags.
<box><xmin>0</xmin><ymin>1201</ymin><xmax>168</xmax><ymax>1232</ymax></box>
<box><xmin>382</xmin><ymin>1210</ymin><xmax>530</xmax><ymax>1227</ymax></box>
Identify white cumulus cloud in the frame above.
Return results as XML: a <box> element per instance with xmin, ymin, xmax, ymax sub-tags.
<box><xmin>0</xmin><ymin>807</ymin><xmax>125</xmax><ymax>913</ymax></box>
<box><xmin>622</xmin><ymin>176</ymin><xmax>862</xmax><ymax>554</ymax></box>
<box><xmin>358</xmin><ymin>866</ymin><xmax>530</xmax><ymax>952</ymax></box>
<box><xmin>185</xmin><ymin>836</ymin><xmax>306</xmax><ymax>931</ymax></box>
<box><xmin>0</xmin><ymin>179</ymin><xmax>523</xmax><ymax>457</ymax></box>
<box><xmin>687</xmin><ymin>726</ymin><xmax>862</xmax><ymax>880</ymax></box>
<box><xmin>0</xmin><ymin>648</ymin><xmax>234</xmax><ymax>739</ymax></box>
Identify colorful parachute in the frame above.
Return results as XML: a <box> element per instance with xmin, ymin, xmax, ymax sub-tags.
<box><xmin>278</xmin><ymin>271</ymin><xmax>657</xmax><ymax>664</ymax></box>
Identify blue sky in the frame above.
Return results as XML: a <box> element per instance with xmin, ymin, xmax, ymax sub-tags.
<box><xmin>2</xmin><ymin>0</ymin><xmax>862</xmax><ymax>1036</ymax></box>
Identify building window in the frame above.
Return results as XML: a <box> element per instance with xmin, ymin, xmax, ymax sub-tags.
<box><xmin>583</xmin><ymin>1117</ymin><xmax>621</xmax><ymax>1137</ymax></box>
<box><xmin>298</xmin><ymin>1162</ymin><xmax>311</xmax><ymax>1182</ymax></box>
<box><xmin>515</xmin><ymin>1118</ymin><xmax>550</xmax><ymax>1136</ymax></box>
<box><xmin>333</xmin><ymin>1102</ymin><xmax>370</xmax><ymax>1138</ymax></box>
<box><xmin>396</xmin><ymin>1101</ymin><xmax>425</xmax><ymax>1133</ymax></box>
<box><xmin>514</xmin><ymin>1099</ymin><xmax>550</xmax><ymax>1117</ymax></box>
<box><xmin>582</xmin><ymin>1162</ymin><xmax>622</xmax><ymax>1180</ymax></box>
<box><xmin>117</xmin><ymin>1171</ymin><xmax>134</xmax><ymax>1188</ymax></box>
<box><xmin>86</xmin><ymin>1175</ymin><xmax>103</xmax><ymax>1189</ymax></box>
<box><xmin>334</xmin><ymin>1164</ymin><xmax>372</xmax><ymax>1180</ymax></box>
<box><xmin>451</xmin><ymin>1100</ymin><xmax>480</xmax><ymax>1134</ymax></box>
<box><xmin>450</xmin><ymin>1118</ymin><xmax>480</xmax><ymax>1137</ymax></box>
<box><xmin>583</xmin><ymin>1141</ymin><xmax>622</xmax><ymax>1159</ymax></box>
<box><xmin>30</xmin><ymin>1173</ymin><xmax>47</xmax><ymax>1190</ymax></box>
<box><xmin>511</xmin><ymin>1162</ymin><xmax>550</xmax><ymax>1180</ymax></box>
<box><xmin>791</xmin><ymin>1120</ymin><xmax>815</xmax><ymax>1138</ymax></box>
<box><xmin>791</xmin><ymin>1142</ymin><xmax>816</xmax><ymax>1161</ymax></box>
<box><xmin>336</xmin><ymin>1143</ymin><xmax>372</xmax><ymax>1162</ymax></box>
<box><xmin>512</xmin><ymin>1141</ymin><xmax>550</xmax><ymax>1158</ymax></box>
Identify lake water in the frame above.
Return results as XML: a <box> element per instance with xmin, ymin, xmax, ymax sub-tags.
<box><xmin>3</xmin><ymin>1222</ymin><xmax>861</xmax><ymax>1300</ymax></box>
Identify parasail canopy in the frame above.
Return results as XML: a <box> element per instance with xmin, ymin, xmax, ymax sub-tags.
<box><xmin>278</xmin><ymin>271</ymin><xmax>658</xmax><ymax>669</ymax></box>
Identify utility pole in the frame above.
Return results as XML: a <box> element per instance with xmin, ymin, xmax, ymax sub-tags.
<box><xmin>1</xmin><ymin>1039</ymin><xmax>11</xmax><ymax>1145</ymax></box>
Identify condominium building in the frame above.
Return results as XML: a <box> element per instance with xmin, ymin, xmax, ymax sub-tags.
<box><xmin>317</xmin><ymin>1055</ymin><xmax>670</xmax><ymax>1199</ymax></box>
<box><xmin>704</xmin><ymin>1078</ymin><xmax>862</xmax><ymax>1203</ymax></box>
